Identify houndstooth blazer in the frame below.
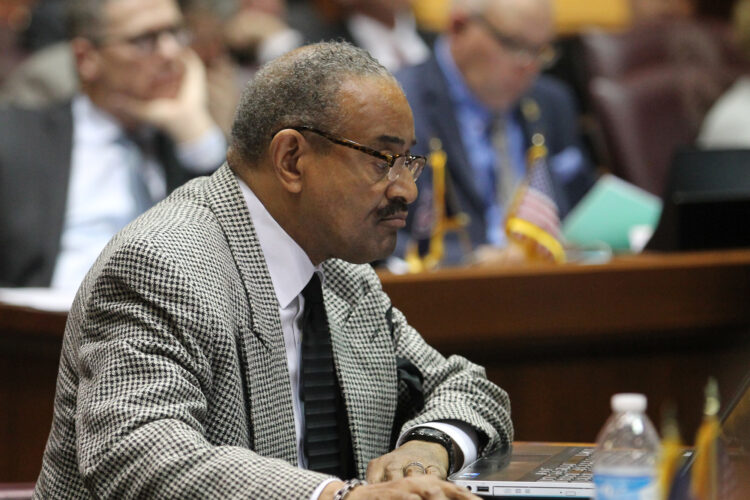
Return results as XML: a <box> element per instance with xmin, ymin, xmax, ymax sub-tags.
<box><xmin>33</xmin><ymin>164</ymin><xmax>513</xmax><ymax>499</ymax></box>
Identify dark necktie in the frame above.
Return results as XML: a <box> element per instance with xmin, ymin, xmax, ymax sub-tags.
<box><xmin>300</xmin><ymin>274</ymin><xmax>354</xmax><ymax>477</ymax></box>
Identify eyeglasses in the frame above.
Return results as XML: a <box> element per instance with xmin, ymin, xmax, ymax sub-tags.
<box><xmin>98</xmin><ymin>26</ymin><xmax>192</xmax><ymax>54</ymax></box>
<box><xmin>289</xmin><ymin>126</ymin><xmax>426</xmax><ymax>182</ymax></box>
<box><xmin>473</xmin><ymin>16</ymin><xmax>558</xmax><ymax>69</ymax></box>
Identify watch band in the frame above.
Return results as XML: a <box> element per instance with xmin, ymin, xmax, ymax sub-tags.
<box><xmin>401</xmin><ymin>427</ymin><xmax>458</xmax><ymax>474</ymax></box>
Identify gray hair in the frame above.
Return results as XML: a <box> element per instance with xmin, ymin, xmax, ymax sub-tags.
<box><xmin>66</xmin><ymin>0</ymin><xmax>113</xmax><ymax>40</ymax></box>
<box><xmin>230</xmin><ymin>41</ymin><xmax>395</xmax><ymax>164</ymax></box>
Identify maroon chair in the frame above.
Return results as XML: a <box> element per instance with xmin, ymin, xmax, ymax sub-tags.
<box><xmin>588</xmin><ymin>66</ymin><xmax>719</xmax><ymax>195</ymax></box>
<box><xmin>581</xmin><ymin>19</ymin><xmax>740</xmax><ymax>194</ymax></box>
<box><xmin>582</xmin><ymin>19</ymin><xmax>730</xmax><ymax>80</ymax></box>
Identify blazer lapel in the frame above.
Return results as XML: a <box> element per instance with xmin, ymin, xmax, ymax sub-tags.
<box><xmin>322</xmin><ymin>275</ymin><xmax>398</xmax><ymax>475</ymax></box>
<box><xmin>204</xmin><ymin>164</ymin><xmax>298</xmax><ymax>465</ymax></box>
<box><xmin>38</xmin><ymin>103</ymin><xmax>74</xmax><ymax>285</ymax></box>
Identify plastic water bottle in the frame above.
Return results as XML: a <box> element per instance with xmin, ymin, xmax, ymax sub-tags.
<box><xmin>593</xmin><ymin>393</ymin><xmax>661</xmax><ymax>500</ymax></box>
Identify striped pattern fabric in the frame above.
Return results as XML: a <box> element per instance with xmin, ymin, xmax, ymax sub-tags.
<box><xmin>301</xmin><ymin>273</ymin><xmax>353</xmax><ymax>477</ymax></box>
<box><xmin>506</xmin><ymin>143</ymin><xmax>566</xmax><ymax>263</ymax></box>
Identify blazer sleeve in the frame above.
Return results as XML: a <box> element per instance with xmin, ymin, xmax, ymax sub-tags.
<box><xmin>385</xmin><ymin>293</ymin><xmax>514</xmax><ymax>455</ymax></box>
<box><xmin>72</xmin><ymin>238</ymin><xmax>330</xmax><ymax>499</ymax></box>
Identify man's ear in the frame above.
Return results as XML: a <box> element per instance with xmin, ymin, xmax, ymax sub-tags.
<box><xmin>269</xmin><ymin>129</ymin><xmax>308</xmax><ymax>194</ymax></box>
<box><xmin>71</xmin><ymin>37</ymin><xmax>100</xmax><ymax>83</ymax></box>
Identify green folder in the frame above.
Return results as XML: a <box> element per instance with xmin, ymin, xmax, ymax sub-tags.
<box><xmin>562</xmin><ymin>174</ymin><xmax>663</xmax><ymax>251</ymax></box>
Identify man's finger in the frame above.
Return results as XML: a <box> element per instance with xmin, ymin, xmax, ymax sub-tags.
<box><xmin>445</xmin><ymin>482</ymin><xmax>482</xmax><ymax>500</ymax></box>
<box><xmin>404</xmin><ymin>462</ymin><xmax>427</xmax><ymax>477</ymax></box>
<box><xmin>403</xmin><ymin>476</ymin><xmax>481</xmax><ymax>500</ymax></box>
<box><xmin>366</xmin><ymin>460</ymin><xmax>385</xmax><ymax>483</ymax></box>
<box><xmin>425</xmin><ymin>464</ymin><xmax>445</xmax><ymax>478</ymax></box>
<box><xmin>384</xmin><ymin>461</ymin><xmax>405</xmax><ymax>481</ymax></box>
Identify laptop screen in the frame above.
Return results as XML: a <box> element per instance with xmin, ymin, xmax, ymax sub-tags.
<box><xmin>721</xmin><ymin>371</ymin><xmax>750</xmax><ymax>453</ymax></box>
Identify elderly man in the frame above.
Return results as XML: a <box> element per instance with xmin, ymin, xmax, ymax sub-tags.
<box><xmin>396</xmin><ymin>0</ymin><xmax>595</xmax><ymax>265</ymax></box>
<box><xmin>33</xmin><ymin>42</ymin><xmax>512</xmax><ymax>499</ymax></box>
<box><xmin>0</xmin><ymin>0</ymin><xmax>225</xmax><ymax>289</ymax></box>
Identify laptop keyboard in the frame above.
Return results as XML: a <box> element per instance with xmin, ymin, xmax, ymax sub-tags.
<box><xmin>534</xmin><ymin>448</ymin><xmax>593</xmax><ymax>483</ymax></box>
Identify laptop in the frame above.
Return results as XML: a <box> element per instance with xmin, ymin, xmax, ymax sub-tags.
<box><xmin>450</xmin><ymin>371</ymin><xmax>750</xmax><ymax>498</ymax></box>
<box><xmin>449</xmin><ymin>442</ymin><xmax>595</xmax><ymax>498</ymax></box>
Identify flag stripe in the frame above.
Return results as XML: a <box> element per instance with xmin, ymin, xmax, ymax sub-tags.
<box><xmin>505</xmin><ymin>143</ymin><xmax>565</xmax><ymax>263</ymax></box>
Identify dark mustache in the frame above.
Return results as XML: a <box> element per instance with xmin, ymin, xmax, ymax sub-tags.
<box><xmin>377</xmin><ymin>199</ymin><xmax>409</xmax><ymax>218</ymax></box>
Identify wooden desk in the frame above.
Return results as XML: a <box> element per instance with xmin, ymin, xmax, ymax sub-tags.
<box><xmin>380</xmin><ymin>249</ymin><xmax>750</xmax><ymax>445</ymax></box>
<box><xmin>0</xmin><ymin>305</ymin><xmax>65</xmax><ymax>483</ymax></box>
<box><xmin>2</xmin><ymin>249</ymin><xmax>750</xmax><ymax>482</ymax></box>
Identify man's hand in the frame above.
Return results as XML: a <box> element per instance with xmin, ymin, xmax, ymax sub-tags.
<box><xmin>366</xmin><ymin>440</ymin><xmax>449</xmax><ymax>483</ymax></box>
<box><xmin>321</xmin><ymin>475</ymin><xmax>480</xmax><ymax>500</ymax></box>
<box><xmin>469</xmin><ymin>241</ymin><xmax>528</xmax><ymax>267</ymax></box>
<box><xmin>205</xmin><ymin>55</ymin><xmax>240</xmax><ymax>137</ymax></box>
<box><xmin>112</xmin><ymin>49</ymin><xmax>216</xmax><ymax>144</ymax></box>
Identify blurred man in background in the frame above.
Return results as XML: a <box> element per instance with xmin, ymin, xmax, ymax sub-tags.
<box><xmin>0</xmin><ymin>0</ymin><xmax>225</xmax><ymax>289</ymax></box>
<box><xmin>396</xmin><ymin>0</ymin><xmax>595</xmax><ymax>266</ymax></box>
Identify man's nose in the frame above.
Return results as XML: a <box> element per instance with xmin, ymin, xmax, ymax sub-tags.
<box><xmin>387</xmin><ymin>168</ymin><xmax>418</xmax><ymax>205</ymax></box>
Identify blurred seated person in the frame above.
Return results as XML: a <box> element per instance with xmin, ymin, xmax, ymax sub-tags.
<box><xmin>224</xmin><ymin>0</ymin><xmax>304</xmax><ymax>69</ymax></box>
<box><xmin>0</xmin><ymin>0</ymin><xmax>244</xmax><ymax>136</ymax></box>
<box><xmin>180</xmin><ymin>0</ymin><xmax>247</xmax><ymax>136</ymax></box>
<box><xmin>0</xmin><ymin>0</ymin><xmax>226</xmax><ymax>289</ymax></box>
<box><xmin>394</xmin><ymin>0</ymin><xmax>594</xmax><ymax>267</ymax></box>
<box><xmin>289</xmin><ymin>0</ymin><xmax>431</xmax><ymax>72</ymax></box>
<box><xmin>698</xmin><ymin>0</ymin><xmax>750</xmax><ymax>148</ymax></box>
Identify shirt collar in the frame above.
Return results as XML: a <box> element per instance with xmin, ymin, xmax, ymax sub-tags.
<box><xmin>72</xmin><ymin>93</ymin><xmax>125</xmax><ymax>145</ymax></box>
<box><xmin>347</xmin><ymin>11</ymin><xmax>429</xmax><ymax>70</ymax></box>
<box><xmin>72</xmin><ymin>93</ymin><xmax>158</xmax><ymax>146</ymax></box>
<box><xmin>236</xmin><ymin>175</ymin><xmax>320</xmax><ymax>309</ymax></box>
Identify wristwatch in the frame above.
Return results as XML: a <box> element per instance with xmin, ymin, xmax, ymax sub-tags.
<box><xmin>401</xmin><ymin>427</ymin><xmax>462</xmax><ymax>474</ymax></box>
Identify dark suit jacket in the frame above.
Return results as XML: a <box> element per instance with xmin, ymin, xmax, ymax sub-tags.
<box><xmin>395</xmin><ymin>55</ymin><xmax>595</xmax><ymax>263</ymax></box>
<box><xmin>33</xmin><ymin>164</ymin><xmax>513</xmax><ymax>499</ymax></box>
<box><xmin>0</xmin><ymin>101</ymin><xmax>207</xmax><ymax>287</ymax></box>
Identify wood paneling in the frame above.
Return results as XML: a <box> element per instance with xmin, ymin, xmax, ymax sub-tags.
<box><xmin>379</xmin><ymin>249</ymin><xmax>750</xmax><ymax>443</ymax></box>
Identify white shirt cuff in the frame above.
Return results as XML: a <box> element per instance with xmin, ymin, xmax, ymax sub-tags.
<box><xmin>397</xmin><ymin>420</ymin><xmax>479</xmax><ymax>471</ymax></box>
<box><xmin>310</xmin><ymin>478</ymin><xmax>339</xmax><ymax>500</ymax></box>
<box><xmin>175</xmin><ymin>125</ymin><xmax>226</xmax><ymax>173</ymax></box>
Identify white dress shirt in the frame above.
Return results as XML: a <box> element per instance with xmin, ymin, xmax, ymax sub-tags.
<box><xmin>236</xmin><ymin>176</ymin><xmax>477</xmax><ymax>498</ymax></box>
<box><xmin>347</xmin><ymin>12</ymin><xmax>430</xmax><ymax>72</ymax></box>
<box><xmin>51</xmin><ymin>94</ymin><xmax>225</xmax><ymax>290</ymax></box>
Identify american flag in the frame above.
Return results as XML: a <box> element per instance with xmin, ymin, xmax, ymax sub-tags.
<box><xmin>505</xmin><ymin>139</ymin><xmax>566</xmax><ymax>263</ymax></box>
